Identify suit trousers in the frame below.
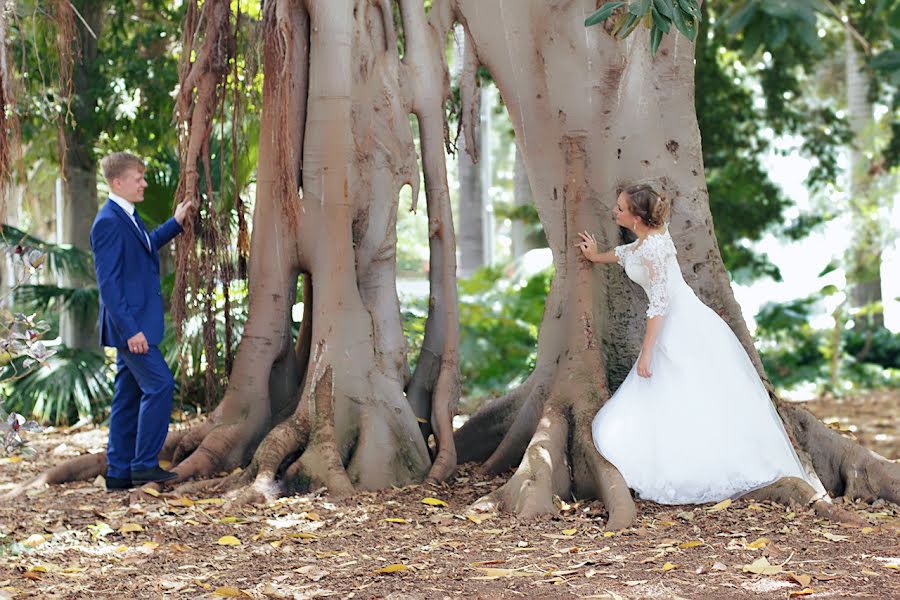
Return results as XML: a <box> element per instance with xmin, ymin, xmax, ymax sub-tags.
<box><xmin>106</xmin><ymin>345</ymin><xmax>175</xmax><ymax>479</ymax></box>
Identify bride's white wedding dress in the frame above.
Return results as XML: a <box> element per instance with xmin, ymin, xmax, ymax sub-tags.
<box><xmin>592</xmin><ymin>228</ymin><xmax>823</xmax><ymax>505</ymax></box>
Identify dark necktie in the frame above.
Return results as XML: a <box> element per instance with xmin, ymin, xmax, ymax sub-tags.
<box><xmin>133</xmin><ymin>210</ymin><xmax>151</xmax><ymax>250</ymax></box>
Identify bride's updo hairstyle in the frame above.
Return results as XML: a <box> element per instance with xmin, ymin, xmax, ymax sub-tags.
<box><xmin>623</xmin><ymin>183</ymin><xmax>670</xmax><ymax>229</ymax></box>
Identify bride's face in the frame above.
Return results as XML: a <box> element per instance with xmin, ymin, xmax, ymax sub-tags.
<box><xmin>614</xmin><ymin>193</ymin><xmax>634</xmax><ymax>229</ymax></box>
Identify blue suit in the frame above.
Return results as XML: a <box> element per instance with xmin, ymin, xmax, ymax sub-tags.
<box><xmin>91</xmin><ymin>199</ymin><xmax>183</xmax><ymax>479</ymax></box>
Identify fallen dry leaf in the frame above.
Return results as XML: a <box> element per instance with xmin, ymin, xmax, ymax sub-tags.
<box><xmin>788</xmin><ymin>589</ymin><xmax>815</xmax><ymax>597</ymax></box>
<box><xmin>217</xmin><ymin>535</ymin><xmax>241</xmax><ymax>546</ymax></box>
<box><xmin>140</xmin><ymin>487</ymin><xmax>160</xmax><ymax>497</ymax></box>
<box><xmin>382</xmin><ymin>518</ymin><xmax>408</xmax><ymax>524</ymax></box>
<box><xmin>707</xmin><ymin>499</ymin><xmax>732</xmax><ymax>512</ymax></box>
<box><xmin>118</xmin><ymin>523</ymin><xmax>143</xmax><ymax>534</ymax></box>
<box><xmin>562</xmin><ymin>528</ymin><xmax>577</xmax><ymax>536</ymax></box>
<box><xmin>375</xmin><ymin>564</ymin><xmax>408</xmax><ymax>574</ymax></box>
<box><xmin>742</xmin><ymin>557</ymin><xmax>783</xmax><ymax>575</ymax></box>
<box><xmin>746</xmin><ymin>537</ymin><xmax>769</xmax><ymax>549</ymax></box>
<box><xmin>663</xmin><ymin>562</ymin><xmax>676</xmax><ymax>571</ymax></box>
<box><xmin>421</xmin><ymin>497</ymin><xmax>448</xmax><ymax>507</ymax></box>
<box><xmin>789</xmin><ymin>572</ymin><xmax>812</xmax><ymax>587</ymax></box>
<box><xmin>474</xmin><ymin>567</ymin><xmax>532</xmax><ymax>579</ymax></box>
<box><xmin>22</xmin><ymin>534</ymin><xmax>46</xmax><ymax>548</ymax></box>
<box><xmin>678</xmin><ymin>541</ymin><xmax>703</xmax><ymax>549</ymax></box>
<box><xmin>212</xmin><ymin>586</ymin><xmax>244</xmax><ymax>597</ymax></box>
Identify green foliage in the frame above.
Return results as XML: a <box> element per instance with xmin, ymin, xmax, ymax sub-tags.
<box><xmin>755</xmin><ymin>296</ymin><xmax>900</xmax><ymax>392</ymax></box>
<box><xmin>584</xmin><ymin>0</ymin><xmax>701</xmax><ymax>55</ymax></box>
<box><xmin>0</xmin><ymin>348</ymin><xmax>113</xmax><ymax>425</ymax></box>
<box><xmin>1</xmin><ymin>225</ymin><xmax>93</xmax><ymax>281</ymax></box>
<box><xmin>160</xmin><ymin>279</ymin><xmax>248</xmax><ymax>409</ymax></box>
<box><xmin>403</xmin><ymin>265</ymin><xmax>551</xmax><ymax>406</ymax></box>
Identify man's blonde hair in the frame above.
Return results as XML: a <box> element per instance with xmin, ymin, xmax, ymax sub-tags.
<box><xmin>100</xmin><ymin>152</ymin><xmax>145</xmax><ymax>183</ymax></box>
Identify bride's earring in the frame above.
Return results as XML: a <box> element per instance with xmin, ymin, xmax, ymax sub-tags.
<box><xmin>632</xmin><ymin>218</ymin><xmax>638</xmax><ymax>230</ymax></box>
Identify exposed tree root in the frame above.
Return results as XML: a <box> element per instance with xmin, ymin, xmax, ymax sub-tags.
<box><xmin>746</xmin><ymin>477</ymin><xmax>865</xmax><ymax>526</ymax></box>
<box><xmin>454</xmin><ymin>378</ymin><xmax>535</xmax><ymax>463</ymax></box>
<box><xmin>472</xmin><ymin>406</ymin><xmax>570</xmax><ymax>519</ymax></box>
<box><xmin>780</xmin><ymin>403</ymin><xmax>900</xmax><ymax>504</ymax></box>
<box><xmin>3</xmin><ymin>452</ymin><xmax>104</xmax><ymax>499</ymax></box>
<box><xmin>481</xmin><ymin>372</ymin><xmax>553</xmax><ymax>475</ymax></box>
<box><xmin>164</xmin><ymin>420</ymin><xmax>213</xmax><ymax>464</ymax></box>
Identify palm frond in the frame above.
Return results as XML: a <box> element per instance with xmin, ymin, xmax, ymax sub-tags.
<box><xmin>1</xmin><ymin>346</ymin><xmax>113</xmax><ymax>425</ymax></box>
<box><xmin>13</xmin><ymin>284</ymin><xmax>98</xmax><ymax>323</ymax></box>
<box><xmin>0</xmin><ymin>225</ymin><xmax>94</xmax><ymax>281</ymax></box>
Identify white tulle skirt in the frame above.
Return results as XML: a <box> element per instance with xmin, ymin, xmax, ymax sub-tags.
<box><xmin>592</xmin><ymin>290</ymin><xmax>818</xmax><ymax>505</ymax></box>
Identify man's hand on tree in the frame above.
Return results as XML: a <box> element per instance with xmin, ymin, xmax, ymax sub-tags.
<box><xmin>127</xmin><ymin>332</ymin><xmax>149</xmax><ymax>354</ymax></box>
<box><xmin>174</xmin><ymin>198</ymin><xmax>198</xmax><ymax>226</ymax></box>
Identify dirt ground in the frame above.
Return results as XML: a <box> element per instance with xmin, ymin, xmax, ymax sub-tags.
<box><xmin>0</xmin><ymin>392</ymin><xmax>897</xmax><ymax>600</ymax></box>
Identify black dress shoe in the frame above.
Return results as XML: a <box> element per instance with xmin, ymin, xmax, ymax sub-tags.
<box><xmin>132</xmin><ymin>466</ymin><xmax>177</xmax><ymax>486</ymax></box>
<box><xmin>105</xmin><ymin>475</ymin><xmax>133</xmax><ymax>491</ymax></box>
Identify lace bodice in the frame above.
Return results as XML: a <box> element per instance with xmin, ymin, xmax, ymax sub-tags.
<box><xmin>613</xmin><ymin>229</ymin><xmax>682</xmax><ymax>318</ymax></box>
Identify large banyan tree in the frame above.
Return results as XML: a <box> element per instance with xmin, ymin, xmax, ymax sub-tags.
<box><xmin>9</xmin><ymin>0</ymin><xmax>899</xmax><ymax>529</ymax></box>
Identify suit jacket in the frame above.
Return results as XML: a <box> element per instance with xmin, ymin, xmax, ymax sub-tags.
<box><xmin>90</xmin><ymin>199</ymin><xmax>183</xmax><ymax>348</ymax></box>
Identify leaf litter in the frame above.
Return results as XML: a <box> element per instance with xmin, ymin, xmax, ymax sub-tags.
<box><xmin>0</xmin><ymin>403</ymin><xmax>897</xmax><ymax>599</ymax></box>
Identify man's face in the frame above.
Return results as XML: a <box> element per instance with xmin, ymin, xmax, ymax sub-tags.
<box><xmin>112</xmin><ymin>167</ymin><xmax>148</xmax><ymax>204</ymax></box>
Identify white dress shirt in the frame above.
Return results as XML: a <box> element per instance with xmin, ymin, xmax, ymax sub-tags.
<box><xmin>109</xmin><ymin>192</ymin><xmax>150</xmax><ymax>249</ymax></box>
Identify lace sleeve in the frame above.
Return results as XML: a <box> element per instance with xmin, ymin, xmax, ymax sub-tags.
<box><xmin>640</xmin><ymin>237</ymin><xmax>673</xmax><ymax>318</ymax></box>
<box><xmin>613</xmin><ymin>244</ymin><xmax>630</xmax><ymax>268</ymax></box>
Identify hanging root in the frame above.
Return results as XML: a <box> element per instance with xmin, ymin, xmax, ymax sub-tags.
<box><xmin>425</xmin><ymin>356</ymin><xmax>459</xmax><ymax>483</ymax></box>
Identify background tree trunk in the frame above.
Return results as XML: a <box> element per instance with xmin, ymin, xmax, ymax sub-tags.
<box><xmin>457</xmin><ymin>67</ymin><xmax>494</xmax><ymax>277</ymax></box>
<box><xmin>511</xmin><ymin>145</ymin><xmax>543</xmax><ymax>258</ymax></box>
<box><xmin>457</xmin><ymin>100</ymin><xmax>485</xmax><ymax>277</ymax></box>
<box><xmin>845</xmin><ymin>24</ymin><xmax>883</xmax><ymax>331</ymax></box>
<box><xmin>58</xmin><ymin>0</ymin><xmax>102</xmax><ymax>350</ymax></box>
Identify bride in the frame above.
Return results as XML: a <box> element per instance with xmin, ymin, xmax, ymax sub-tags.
<box><xmin>576</xmin><ymin>184</ymin><xmax>823</xmax><ymax>505</ymax></box>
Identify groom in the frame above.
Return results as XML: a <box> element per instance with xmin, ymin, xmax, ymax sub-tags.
<box><xmin>91</xmin><ymin>152</ymin><xmax>194</xmax><ymax>491</ymax></box>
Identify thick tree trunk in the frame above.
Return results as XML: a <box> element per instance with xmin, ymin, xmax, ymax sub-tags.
<box><xmin>58</xmin><ymin>0</ymin><xmax>102</xmax><ymax>350</ymax></box>
<box><xmin>164</xmin><ymin>0</ymin><xmax>456</xmax><ymax>500</ymax></box>
<box><xmin>452</xmin><ymin>0</ymin><xmax>897</xmax><ymax>527</ymax></box>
